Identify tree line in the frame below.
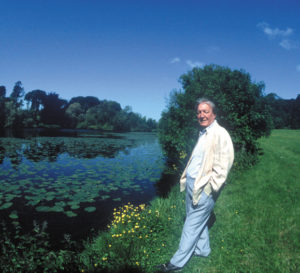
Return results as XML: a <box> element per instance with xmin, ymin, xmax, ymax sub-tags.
<box><xmin>0</xmin><ymin>81</ymin><xmax>157</xmax><ymax>136</ymax></box>
<box><xmin>158</xmin><ymin>64</ymin><xmax>300</xmax><ymax>169</ymax></box>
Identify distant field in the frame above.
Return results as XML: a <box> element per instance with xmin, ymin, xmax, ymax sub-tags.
<box><xmin>80</xmin><ymin>129</ymin><xmax>300</xmax><ymax>273</ymax></box>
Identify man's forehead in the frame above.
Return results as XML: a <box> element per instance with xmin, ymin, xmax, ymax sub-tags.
<box><xmin>197</xmin><ymin>103</ymin><xmax>212</xmax><ymax>109</ymax></box>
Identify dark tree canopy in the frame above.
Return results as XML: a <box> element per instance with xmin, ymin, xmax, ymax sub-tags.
<box><xmin>0</xmin><ymin>86</ymin><xmax>6</xmax><ymax>136</ymax></box>
<box><xmin>291</xmin><ymin>94</ymin><xmax>300</xmax><ymax>129</ymax></box>
<box><xmin>25</xmin><ymin>90</ymin><xmax>47</xmax><ymax>112</ymax></box>
<box><xmin>0</xmin><ymin>86</ymin><xmax>6</xmax><ymax>98</ymax></box>
<box><xmin>264</xmin><ymin>93</ymin><xmax>300</xmax><ymax>129</ymax></box>
<box><xmin>10</xmin><ymin>81</ymin><xmax>24</xmax><ymax>107</ymax></box>
<box><xmin>68</xmin><ymin>96</ymin><xmax>100</xmax><ymax>112</ymax></box>
<box><xmin>40</xmin><ymin>92</ymin><xmax>68</xmax><ymax>125</ymax></box>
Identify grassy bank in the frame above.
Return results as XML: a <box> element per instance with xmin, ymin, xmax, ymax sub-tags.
<box><xmin>79</xmin><ymin>129</ymin><xmax>300</xmax><ymax>273</ymax></box>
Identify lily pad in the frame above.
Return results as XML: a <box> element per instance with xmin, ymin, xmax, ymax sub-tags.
<box><xmin>84</xmin><ymin>206</ymin><xmax>96</xmax><ymax>212</ymax></box>
<box><xmin>64</xmin><ymin>211</ymin><xmax>77</xmax><ymax>217</ymax></box>
<box><xmin>9</xmin><ymin>211</ymin><xmax>19</xmax><ymax>219</ymax></box>
<box><xmin>101</xmin><ymin>195</ymin><xmax>110</xmax><ymax>200</ymax></box>
<box><xmin>0</xmin><ymin>202</ymin><xmax>13</xmax><ymax>210</ymax></box>
<box><xmin>36</xmin><ymin>206</ymin><xmax>52</xmax><ymax>212</ymax></box>
<box><xmin>70</xmin><ymin>204</ymin><xmax>80</xmax><ymax>209</ymax></box>
<box><xmin>51</xmin><ymin>206</ymin><xmax>65</xmax><ymax>212</ymax></box>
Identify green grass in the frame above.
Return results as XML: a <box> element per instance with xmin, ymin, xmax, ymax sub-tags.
<box><xmin>79</xmin><ymin>129</ymin><xmax>300</xmax><ymax>273</ymax></box>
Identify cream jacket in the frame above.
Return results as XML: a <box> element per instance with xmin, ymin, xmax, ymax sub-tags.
<box><xmin>180</xmin><ymin>121</ymin><xmax>234</xmax><ymax>205</ymax></box>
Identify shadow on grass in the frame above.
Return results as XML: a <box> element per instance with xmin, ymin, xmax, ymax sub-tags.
<box><xmin>154</xmin><ymin>168</ymin><xmax>180</xmax><ymax>198</ymax></box>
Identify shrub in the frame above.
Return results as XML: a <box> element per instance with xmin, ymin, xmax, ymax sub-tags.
<box><xmin>158</xmin><ymin>64</ymin><xmax>272</xmax><ymax>169</ymax></box>
<box><xmin>0</xmin><ymin>221</ymin><xmax>79</xmax><ymax>273</ymax></box>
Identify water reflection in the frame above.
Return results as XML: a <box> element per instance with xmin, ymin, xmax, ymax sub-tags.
<box><xmin>0</xmin><ymin>132</ymin><xmax>158</xmax><ymax>167</ymax></box>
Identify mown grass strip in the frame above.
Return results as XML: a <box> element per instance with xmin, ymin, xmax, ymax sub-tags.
<box><xmin>79</xmin><ymin>130</ymin><xmax>300</xmax><ymax>273</ymax></box>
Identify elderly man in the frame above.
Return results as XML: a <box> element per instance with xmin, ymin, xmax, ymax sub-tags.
<box><xmin>157</xmin><ymin>98</ymin><xmax>234</xmax><ymax>272</ymax></box>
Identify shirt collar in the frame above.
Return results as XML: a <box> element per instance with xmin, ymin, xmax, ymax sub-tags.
<box><xmin>199</xmin><ymin>120</ymin><xmax>217</xmax><ymax>135</ymax></box>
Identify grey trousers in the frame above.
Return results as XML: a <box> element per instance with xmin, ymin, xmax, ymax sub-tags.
<box><xmin>170</xmin><ymin>176</ymin><xmax>215</xmax><ymax>268</ymax></box>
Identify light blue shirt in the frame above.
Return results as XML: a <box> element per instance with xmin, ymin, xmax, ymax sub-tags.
<box><xmin>186</xmin><ymin>121</ymin><xmax>216</xmax><ymax>179</ymax></box>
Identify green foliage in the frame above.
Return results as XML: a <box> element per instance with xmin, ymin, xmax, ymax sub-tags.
<box><xmin>84</xmin><ymin>100</ymin><xmax>121</xmax><ymax>130</ymax></box>
<box><xmin>264</xmin><ymin>93</ymin><xmax>300</xmax><ymax>129</ymax></box>
<box><xmin>24</xmin><ymin>90</ymin><xmax>47</xmax><ymax>127</ymax></box>
<box><xmin>291</xmin><ymin>94</ymin><xmax>300</xmax><ymax>129</ymax></box>
<box><xmin>65</xmin><ymin>102</ymin><xmax>85</xmax><ymax>128</ymax></box>
<box><xmin>69</xmin><ymin>96</ymin><xmax>101</xmax><ymax>112</ymax></box>
<box><xmin>158</xmin><ymin>64</ymin><xmax>273</xmax><ymax>168</ymax></box>
<box><xmin>79</xmin><ymin>198</ymin><xmax>186</xmax><ymax>273</ymax></box>
<box><xmin>0</xmin><ymin>82</ymin><xmax>157</xmax><ymax>133</ymax></box>
<box><xmin>0</xmin><ymin>221</ymin><xmax>79</xmax><ymax>273</ymax></box>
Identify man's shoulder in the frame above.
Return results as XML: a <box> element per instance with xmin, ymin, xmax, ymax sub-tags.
<box><xmin>211</xmin><ymin>120</ymin><xmax>224</xmax><ymax>131</ymax></box>
<box><xmin>211</xmin><ymin>121</ymin><xmax>231</xmax><ymax>137</ymax></box>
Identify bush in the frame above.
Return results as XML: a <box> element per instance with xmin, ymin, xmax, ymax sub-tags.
<box><xmin>0</xmin><ymin>221</ymin><xmax>79</xmax><ymax>273</ymax></box>
<box><xmin>158</xmin><ymin>64</ymin><xmax>272</xmax><ymax>169</ymax></box>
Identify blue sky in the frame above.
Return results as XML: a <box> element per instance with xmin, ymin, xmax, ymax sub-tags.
<box><xmin>1</xmin><ymin>0</ymin><xmax>299</xmax><ymax>120</ymax></box>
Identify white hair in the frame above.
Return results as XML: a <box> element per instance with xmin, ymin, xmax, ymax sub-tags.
<box><xmin>196</xmin><ymin>98</ymin><xmax>216</xmax><ymax>114</ymax></box>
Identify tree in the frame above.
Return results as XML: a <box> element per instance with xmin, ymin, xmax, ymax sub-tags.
<box><xmin>112</xmin><ymin>110</ymin><xmax>131</xmax><ymax>132</ymax></box>
<box><xmin>0</xmin><ymin>86</ymin><xmax>6</xmax><ymax>98</ymax></box>
<box><xmin>24</xmin><ymin>90</ymin><xmax>47</xmax><ymax>126</ymax></box>
<box><xmin>40</xmin><ymin>92</ymin><xmax>68</xmax><ymax>126</ymax></box>
<box><xmin>4</xmin><ymin>100</ymin><xmax>24</xmax><ymax>136</ymax></box>
<box><xmin>159</xmin><ymin>64</ymin><xmax>272</xmax><ymax>168</ymax></box>
<box><xmin>10</xmin><ymin>81</ymin><xmax>24</xmax><ymax>107</ymax></box>
<box><xmin>3</xmin><ymin>82</ymin><xmax>25</xmax><ymax>135</ymax></box>
<box><xmin>146</xmin><ymin>118</ymin><xmax>157</xmax><ymax>131</ymax></box>
<box><xmin>84</xmin><ymin>100</ymin><xmax>122</xmax><ymax>130</ymax></box>
<box><xmin>0</xmin><ymin>86</ymin><xmax>6</xmax><ymax>135</ymax></box>
<box><xmin>291</xmin><ymin>94</ymin><xmax>300</xmax><ymax>129</ymax></box>
<box><xmin>65</xmin><ymin>102</ymin><xmax>84</xmax><ymax>128</ymax></box>
<box><xmin>68</xmin><ymin>96</ymin><xmax>100</xmax><ymax>112</ymax></box>
<box><xmin>264</xmin><ymin>93</ymin><xmax>292</xmax><ymax>129</ymax></box>
<box><xmin>25</xmin><ymin>90</ymin><xmax>47</xmax><ymax>111</ymax></box>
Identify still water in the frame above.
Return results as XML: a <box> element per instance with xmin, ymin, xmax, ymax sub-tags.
<box><xmin>0</xmin><ymin>132</ymin><xmax>165</xmax><ymax>244</ymax></box>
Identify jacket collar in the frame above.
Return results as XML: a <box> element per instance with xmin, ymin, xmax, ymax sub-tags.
<box><xmin>200</xmin><ymin>120</ymin><xmax>217</xmax><ymax>135</ymax></box>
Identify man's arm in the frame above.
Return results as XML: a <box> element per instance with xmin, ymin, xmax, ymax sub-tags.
<box><xmin>209</xmin><ymin>129</ymin><xmax>234</xmax><ymax>193</ymax></box>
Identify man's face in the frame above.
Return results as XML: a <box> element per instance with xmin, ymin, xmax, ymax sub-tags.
<box><xmin>197</xmin><ymin>103</ymin><xmax>216</xmax><ymax>128</ymax></box>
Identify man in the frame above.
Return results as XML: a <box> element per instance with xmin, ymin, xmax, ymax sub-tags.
<box><xmin>157</xmin><ymin>98</ymin><xmax>234</xmax><ymax>272</ymax></box>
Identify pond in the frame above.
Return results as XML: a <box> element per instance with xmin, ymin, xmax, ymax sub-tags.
<box><xmin>0</xmin><ymin>132</ymin><xmax>165</xmax><ymax>246</ymax></box>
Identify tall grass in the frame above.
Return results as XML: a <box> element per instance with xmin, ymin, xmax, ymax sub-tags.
<box><xmin>79</xmin><ymin>129</ymin><xmax>300</xmax><ymax>273</ymax></box>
